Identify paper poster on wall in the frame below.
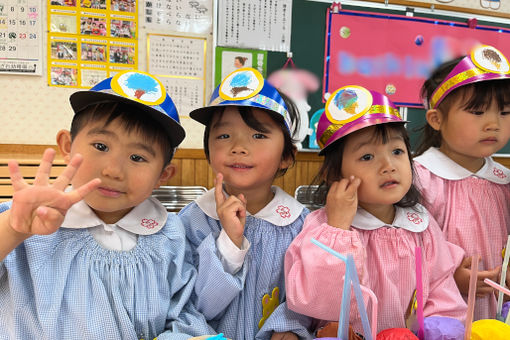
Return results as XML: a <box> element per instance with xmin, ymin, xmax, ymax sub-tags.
<box><xmin>214</xmin><ymin>47</ymin><xmax>267</xmax><ymax>87</ymax></box>
<box><xmin>0</xmin><ymin>0</ymin><xmax>43</xmax><ymax>75</ymax></box>
<box><xmin>143</xmin><ymin>0</ymin><xmax>212</xmax><ymax>34</ymax></box>
<box><xmin>46</xmin><ymin>0</ymin><xmax>138</xmax><ymax>88</ymax></box>
<box><xmin>147</xmin><ymin>34</ymin><xmax>206</xmax><ymax>117</ymax></box>
<box><xmin>323</xmin><ymin>9</ymin><xmax>510</xmax><ymax>107</ymax></box>
<box><xmin>217</xmin><ymin>0</ymin><xmax>292</xmax><ymax>52</ymax></box>
<box><xmin>382</xmin><ymin>0</ymin><xmax>509</xmax><ymax>16</ymax></box>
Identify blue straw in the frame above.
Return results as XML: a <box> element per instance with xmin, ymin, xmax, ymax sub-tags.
<box><xmin>311</xmin><ymin>238</ymin><xmax>373</xmax><ymax>340</ymax></box>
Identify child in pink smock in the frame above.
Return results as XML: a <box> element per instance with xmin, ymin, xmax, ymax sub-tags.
<box><xmin>284</xmin><ymin>85</ymin><xmax>467</xmax><ymax>334</ymax></box>
<box><xmin>414</xmin><ymin>44</ymin><xmax>510</xmax><ymax>321</ymax></box>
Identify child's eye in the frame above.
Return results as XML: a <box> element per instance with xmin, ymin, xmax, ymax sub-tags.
<box><xmin>93</xmin><ymin>143</ymin><xmax>108</xmax><ymax>152</ymax></box>
<box><xmin>501</xmin><ymin>111</ymin><xmax>510</xmax><ymax>116</ymax></box>
<box><xmin>469</xmin><ymin>111</ymin><xmax>484</xmax><ymax>116</ymax></box>
<box><xmin>393</xmin><ymin>148</ymin><xmax>405</xmax><ymax>156</ymax></box>
<box><xmin>360</xmin><ymin>154</ymin><xmax>373</xmax><ymax>161</ymax></box>
<box><xmin>217</xmin><ymin>134</ymin><xmax>229</xmax><ymax>139</ymax></box>
<box><xmin>130</xmin><ymin>154</ymin><xmax>146</xmax><ymax>162</ymax></box>
<box><xmin>253</xmin><ymin>133</ymin><xmax>267</xmax><ymax>139</ymax></box>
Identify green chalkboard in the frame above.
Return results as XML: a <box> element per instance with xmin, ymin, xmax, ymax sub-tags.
<box><xmin>265</xmin><ymin>0</ymin><xmax>510</xmax><ymax>155</ymax></box>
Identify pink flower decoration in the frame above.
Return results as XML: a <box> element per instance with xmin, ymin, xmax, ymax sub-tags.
<box><xmin>407</xmin><ymin>212</ymin><xmax>423</xmax><ymax>225</ymax></box>
<box><xmin>276</xmin><ymin>205</ymin><xmax>291</xmax><ymax>218</ymax></box>
<box><xmin>141</xmin><ymin>218</ymin><xmax>158</xmax><ymax>229</ymax></box>
<box><xmin>493</xmin><ymin>168</ymin><xmax>507</xmax><ymax>179</ymax></box>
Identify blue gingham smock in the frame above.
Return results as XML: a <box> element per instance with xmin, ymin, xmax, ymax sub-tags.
<box><xmin>0</xmin><ymin>200</ymin><xmax>213</xmax><ymax>340</ymax></box>
<box><xmin>178</xmin><ymin>186</ymin><xmax>313</xmax><ymax>340</ymax></box>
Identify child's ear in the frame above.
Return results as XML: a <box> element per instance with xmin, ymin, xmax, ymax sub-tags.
<box><xmin>56</xmin><ymin>129</ymin><xmax>72</xmax><ymax>164</ymax></box>
<box><xmin>425</xmin><ymin>109</ymin><xmax>443</xmax><ymax>131</ymax></box>
<box><xmin>156</xmin><ymin>163</ymin><xmax>176</xmax><ymax>188</ymax></box>
<box><xmin>279</xmin><ymin>145</ymin><xmax>297</xmax><ymax>171</ymax></box>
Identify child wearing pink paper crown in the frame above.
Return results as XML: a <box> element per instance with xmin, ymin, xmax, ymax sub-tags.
<box><xmin>179</xmin><ymin>67</ymin><xmax>313</xmax><ymax>339</ymax></box>
<box><xmin>414</xmin><ymin>44</ymin><xmax>510</xmax><ymax>321</ymax></box>
<box><xmin>284</xmin><ymin>85</ymin><xmax>467</xmax><ymax>334</ymax></box>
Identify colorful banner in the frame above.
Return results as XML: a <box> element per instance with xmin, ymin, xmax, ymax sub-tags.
<box><xmin>47</xmin><ymin>0</ymin><xmax>138</xmax><ymax>88</ymax></box>
<box><xmin>323</xmin><ymin>9</ymin><xmax>510</xmax><ymax>107</ymax></box>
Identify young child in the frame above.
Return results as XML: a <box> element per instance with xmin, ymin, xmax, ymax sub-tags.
<box><xmin>414</xmin><ymin>44</ymin><xmax>510</xmax><ymax>320</ymax></box>
<box><xmin>0</xmin><ymin>70</ymin><xmax>213</xmax><ymax>339</ymax></box>
<box><xmin>284</xmin><ymin>85</ymin><xmax>467</xmax><ymax>334</ymax></box>
<box><xmin>179</xmin><ymin>67</ymin><xmax>313</xmax><ymax>339</ymax></box>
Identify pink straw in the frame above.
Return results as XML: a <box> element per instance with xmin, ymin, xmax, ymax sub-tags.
<box><xmin>484</xmin><ymin>278</ymin><xmax>510</xmax><ymax>298</ymax></box>
<box><xmin>360</xmin><ymin>284</ymin><xmax>378</xmax><ymax>340</ymax></box>
<box><xmin>464</xmin><ymin>254</ymin><xmax>479</xmax><ymax>340</ymax></box>
<box><xmin>415</xmin><ymin>247</ymin><xmax>424</xmax><ymax>340</ymax></box>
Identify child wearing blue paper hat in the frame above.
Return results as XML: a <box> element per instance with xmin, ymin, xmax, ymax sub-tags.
<box><xmin>0</xmin><ymin>70</ymin><xmax>213</xmax><ymax>339</ymax></box>
<box><xmin>180</xmin><ymin>67</ymin><xmax>313</xmax><ymax>339</ymax></box>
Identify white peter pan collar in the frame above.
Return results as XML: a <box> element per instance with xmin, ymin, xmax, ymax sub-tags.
<box><xmin>196</xmin><ymin>186</ymin><xmax>304</xmax><ymax>226</ymax></box>
<box><xmin>352</xmin><ymin>204</ymin><xmax>429</xmax><ymax>233</ymax></box>
<box><xmin>414</xmin><ymin>147</ymin><xmax>510</xmax><ymax>184</ymax></box>
<box><xmin>61</xmin><ymin>196</ymin><xmax>168</xmax><ymax>235</ymax></box>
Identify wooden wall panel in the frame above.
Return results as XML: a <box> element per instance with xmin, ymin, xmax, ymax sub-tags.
<box><xmin>2</xmin><ymin>144</ymin><xmax>510</xmax><ymax>198</ymax></box>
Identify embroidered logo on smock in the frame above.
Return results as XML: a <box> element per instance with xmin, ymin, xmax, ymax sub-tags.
<box><xmin>141</xmin><ymin>218</ymin><xmax>158</xmax><ymax>229</ymax></box>
<box><xmin>493</xmin><ymin>168</ymin><xmax>507</xmax><ymax>179</ymax></box>
<box><xmin>407</xmin><ymin>212</ymin><xmax>423</xmax><ymax>224</ymax></box>
<box><xmin>259</xmin><ymin>287</ymin><xmax>280</xmax><ymax>329</ymax></box>
<box><xmin>276</xmin><ymin>205</ymin><xmax>291</xmax><ymax>218</ymax></box>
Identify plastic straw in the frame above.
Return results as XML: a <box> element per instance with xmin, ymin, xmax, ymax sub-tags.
<box><xmin>347</xmin><ymin>255</ymin><xmax>372</xmax><ymax>340</ymax></box>
<box><xmin>464</xmin><ymin>254</ymin><xmax>479</xmax><ymax>340</ymax></box>
<box><xmin>311</xmin><ymin>238</ymin><xmax>373</xmax><ymax>340</ymax></box>
<box><xmin>497</xmin><ymin>236</ymin><xmax>510</xmax><ymax>319</ymax></box>
<box><xmin>415</xmin><ymin>247</ymin><xmax>425</xmax><ymax>340</ymax></box>
<box><xmin>311</xmin><ymin>238</ymin><xmax>350</xmax><ymax>340</ymax></box>
<box><xmin>483</xmin><ymin>278</ymin><xmax>510</xmax><ymax>325</ymax></box>
<box><xmin>360</xmin><ymin>284</ymin><xmax>378</xmax><ymax>340</ymax></box>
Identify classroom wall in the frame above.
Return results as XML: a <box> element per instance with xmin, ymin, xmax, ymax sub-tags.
<box><xmin>0</xmin><ymin>1</ymin><xmax>210</xmax><ymax>148</ymax></box>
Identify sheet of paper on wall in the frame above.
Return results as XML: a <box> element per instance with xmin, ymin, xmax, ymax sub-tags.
<box><xmin>143</xmin><ymin>0</ymin><xmax>212</xmax><ymax>34</ymax></box>
<box><xmin>147</xmin><ymin>34</ymin><xmax>206</xmax><ymax>117</ymax></box>
<box><xmin>0</xmin><ymin>0</ymin><xmax>43</xmax><ymax>75</ymax></box>
<box><xmin>217</xmin><ymin>0</ymin><xmax>292</xmax><ymax>52</ymax></box>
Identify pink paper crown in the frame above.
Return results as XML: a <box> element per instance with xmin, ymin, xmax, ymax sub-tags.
<box><xmin>429</xmin><ymin>44</ymin><xmax>510</xmax><ymax>109</ymax></box>
<box><xmin>317</xmin><ymin>85</ymin><xmax>404</xmax><ymax>154</ymax></box>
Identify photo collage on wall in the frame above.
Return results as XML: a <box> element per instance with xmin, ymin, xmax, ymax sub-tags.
<box><xmin>47</xmin><ymin>0</ymin><xmax>137</xmax><ymax>88</ymax></box>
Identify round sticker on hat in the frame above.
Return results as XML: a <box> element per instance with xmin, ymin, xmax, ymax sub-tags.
<box><xmin>111</xmin><ymin>70</ymin><xmax>166</xmax><ymax>106</ymax></box>
<box><xmin>325</xmin><ymin>85</ymin><xmax>373</xmax><ymax>124</ymax></box>
<box><xmin>471</xmin><ymin>45</ymin><xmax>510</xmax><ymax>74</ymax></box>
<box><xmin>219</xmin><ymin>67</ymin><xmax>265</xmax><ymax>101</ymax></box>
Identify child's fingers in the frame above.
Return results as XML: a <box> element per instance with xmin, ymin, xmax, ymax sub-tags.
<box><xmin>214</xmin><ymin>173</ymin><xmax>226</xmax><ymax>206</ymax></box>
<box><xmin>35</xmin><ymin>206</ymin><xmax>65</xmax><ymax>235</ymax></box>
<box><xmin>66</xmin><ymin>178</ymin><xmax>101</xmax><ymax>205</ymax></box>
<box><xmin>52</xmin><ymin>153</ymin><xmax>84</xmax><ymax>191</ymax></box>
<box><xmin>345</xmin><ymin>176</ymin><xmax>361</xmax><ymax>195</ymax></box>
<box><xmin>34</xmin><ymin>149</ymin><xmax>57</xmax><ymax>186</ymax></box>
<box><xmin>7</xmin><ymin>160</ymin><xmax>26</xmax><ymax>191</ymax></box>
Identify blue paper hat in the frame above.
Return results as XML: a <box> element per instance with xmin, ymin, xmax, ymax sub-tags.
<box><xmin>69</xmin><ymin>70</ymin><xmax>185</xmax><ymax>147</ymax></box>
<box><xmin>189</xmin><ymin>67</ymin><xmax>292</xmax><ymax>132</ymax></box>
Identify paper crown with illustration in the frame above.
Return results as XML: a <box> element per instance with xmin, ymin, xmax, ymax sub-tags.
<box><xmin>429</xmin><ymin>44</ymin><xmax>510</xmax><ymax>109</ymax></box>
<box><xmin>189</xmin><ymin>67</ymin><xmax>292</xmax><ymax>132</ymax></box>
<box><xmin>317</xmin><ymin>85</ymin><xmax>404</xmax><ymax>154</ymax></box>
<box><xmin>70</xmin><ymin>69</ymin><xmax>185</xmax><ymax>147</ymax></box>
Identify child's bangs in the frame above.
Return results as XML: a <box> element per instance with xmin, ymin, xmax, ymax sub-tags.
<box><xmin>368</xmin><ymin>123</ymin><xmax>407</xmax><ymax>145</ymax></box>
<box><xmin>459</xmin><ymin>80</ymin><xmax>510</xmax><ymax>111</ymax></box>
<box><xmin>238</xmin><ymin>106</ymin><xmax>271</xmax><ymax>133</ymax></box>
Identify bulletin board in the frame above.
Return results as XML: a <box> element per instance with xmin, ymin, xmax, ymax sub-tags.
<box><xmin>266</xmin><ymin>0</ymin><xmax>510</xmax><ymax>155</ymax></box>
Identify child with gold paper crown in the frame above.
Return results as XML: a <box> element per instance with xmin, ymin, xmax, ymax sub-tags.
<box><xmin>0</xmin><ymin>70</ymin><xmax>213</xmax><ymax>339</ymax></box>
<box><xmin>284</xmin><ymin>85</ymin><xmax>467</xmax><ymax>334</ymax></box>
<box><xmin>179</xmin><ymin>68</ymin><xmax>313</xmax><ymax>339</ymax></box>
<box><xmin>414</xmin><ymin>44</ymin><xmax>510</xmax><ymax>321</ymax></box>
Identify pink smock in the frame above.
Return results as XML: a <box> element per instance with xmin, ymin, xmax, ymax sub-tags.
<box><xmin>284</xmin><ymin>204</ymin><xmax>467</xmax><ymax>333</ymax></box>
<box><xmin>414</xmin><ymin>147</ymin><xmax>510</xmax><ymax>320</ymax></box>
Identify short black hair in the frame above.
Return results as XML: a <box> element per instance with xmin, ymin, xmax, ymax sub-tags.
<box><xmin>203</xmin><ymin>90</ymin><xmax>299</xmax><ymax>178</ymax></box>
<box><xmin>70</xmin><ymin>102</ymin><xmax>175</xmax><ymax>167</ymax></box>
<box><xmin>309</xmin><ymin>123</ymin><xmax>422</xmax><ymax>208</ymax></box>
